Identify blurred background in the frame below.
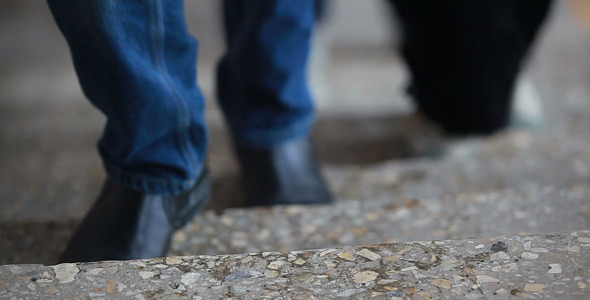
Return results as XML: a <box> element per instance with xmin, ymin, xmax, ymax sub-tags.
<box><xmin>0</xmin><ymin>1</ymin><xmax>589</xmax><ymax>264</ymax></box>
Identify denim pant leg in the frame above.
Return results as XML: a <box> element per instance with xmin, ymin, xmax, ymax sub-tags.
<box><xmin>47</xmin><ymin>0</ymin><xmax>207</xmax><ymax>195</ymax></box>
<box><xmin>217</xmin><ymin>0</ymin><xmax>317</xmax><ymax>149</ymax></box>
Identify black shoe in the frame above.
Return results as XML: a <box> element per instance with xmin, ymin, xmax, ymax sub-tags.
<box><xmin>236</xmin><ymin>138</ymin><xmax>333</xmax><ymax>207</ymax></box>
<box><xmin>59</xmin><ymin>169</ymin><xmax>211</xmax><ymax>263</ymax></box>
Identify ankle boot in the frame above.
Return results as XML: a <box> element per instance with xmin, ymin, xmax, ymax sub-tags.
<box><xmin>59</xmin><ymin>169</ymin><xmax>211</xmax><ymax>263</ymax></box>
<box><xmin>236</xmin><ymin>138</ymin><xmax>333</xmax><ymax>207</ymax></box>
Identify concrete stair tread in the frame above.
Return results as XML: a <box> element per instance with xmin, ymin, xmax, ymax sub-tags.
<box><xmin>2</xmin><ymin>231</ymin><xmax>589</xmax><ymax>299</ymax></box>
<box><xmin>325</xmin><ymin>128</ymin><xmax>590</xmax><ymax>202</ymax></box>
<box><xmin>172</xmin><ymin>184</ymin><xmax>590</xmax><ymax>257</ymax></box>
<box><xmin>2</xmin><ymin>184</ymin><xmax>588</xmax><ymax>266</ymax></box>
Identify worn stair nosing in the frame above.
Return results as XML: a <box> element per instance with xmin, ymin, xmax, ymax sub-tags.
<box><xmin>1</xmin><ymin>231</ymin><xmax>589</xmax><ymax>299</ymax></box>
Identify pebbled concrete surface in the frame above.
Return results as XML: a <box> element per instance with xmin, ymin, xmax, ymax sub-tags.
<box><xmin>1</xmin><ymin>231</ymin><xmax>589</xmax><ymax>299</ymax></box>
<box><xmin>170</xmin><ymin>185</ymin><xmax>590</xmax><ymax>257</ymax></box>
<box><xmin>326</xmin><ymin>128</ymin><xmax>590</xmax><ymax>201</ymax></box>
<box><xmin>2</xmin><ymin>184</ymin><xmax>588</xmax><ymax>265</ymax></box>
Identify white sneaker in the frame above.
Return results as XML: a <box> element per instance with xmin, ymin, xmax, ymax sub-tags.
<box><xmin>510</xmin><ymin>75</ymin><xmax>545</xmax><ymax>128</ymax></box>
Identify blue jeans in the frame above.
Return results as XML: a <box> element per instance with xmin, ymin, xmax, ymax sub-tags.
<box><xmin>47</xmin><ymin>0</ymin><xmax>316</xmax><ymax>195</ymax></box>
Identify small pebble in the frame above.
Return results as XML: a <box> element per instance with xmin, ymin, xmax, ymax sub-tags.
<box><xmin>524</xmin><ymin>284</ymin><xmax>546</xmax><ymax>293</ymax></box>
<box><xmin>524</xmin><ymin>241</ymin><xmax>532</xmax><ymax>251</ymax></box>
<box><xmin>431</xmin><ymin>279</ymin><xmax>451</xmax><ymax>289</ymax></box>
<box><xmin>521</xmin><ymin>252</ymin><xmax>539</xmax><ymax>260</ymax></box>
<box><xmin>138</xmin><ymin>272</ymin><xmax>156</xmax><ymax>279</ymax></box>
<box><xmin>492</xmin><ymin>263</ymin><xmax>517</xmax><ymax>272</ymax></box>
<box><xmin>490</xmin><ymin>252</ymin><xmax>510</xmax><ymax>261</ymax></box>
<box><xmin>357</xmin><ymin>249</ymin><xmax>381</xmax><ymax>261</ymax></box>
<box><xmin>165</xmin><ymin>257</ymin><xmax>183</xmax><ymax>265</ymax></box>
<box><xmin>387</xmin><ymin>291</ymin><xmax>407</xmax><ymax>297</ymax></box>
<box><xmin>353</xmin><ymin>271</ymin><xmax>378</xmax><ymax>284</ymax></box>
<box><xmin>337</xmin><ymin>252</ymin><xmax>356</xmax><ymax>262</ymax></box>
<box><xmin>267</xmin><ymin>261</ymin><xmax>286</xmax><ymax>270</ymax></box>
<box><xmin>491</xmin><ymin>241</ymin><xmax>508</xmax><ymax>253</ymax></box>
<box><xmin>51</xmin><ymin>264</ymin><xmax>79</xmax><ymax>284</ymax></box>
<box><xmin>319</xmin><ymin>249</ymin><xmax>337</xmax><ymax>257</ymax></box>
<box><xmin>440</xmin><ymin>258</ymin><xmax>461</xmax><ymax>270</ymax></box>
<box><xmin>548</xmin><ymin>264</ymin><xmax>562</xmax><ymax>274</ymax></box>
<box><xmin>180</xmin><ymin>273</ymin><xmax>201</xmax><ymax>285</ymax></box>
<box><xmin>476</xmin><ymin>275</ymin><xmax>499</xmax><ymax>284</ymax></box>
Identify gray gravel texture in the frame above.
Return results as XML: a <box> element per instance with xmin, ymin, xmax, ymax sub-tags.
<box><xmin>0</xmin><ymin>0</ymin><xmax>589</xmax><ymax>280</ymax></box>
<box><xmin>2</xmin><ymin>231</ymin><xmax>589</xmax><ymax>299</ymax></box>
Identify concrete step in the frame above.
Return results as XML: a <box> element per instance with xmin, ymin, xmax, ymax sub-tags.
<box><xmin>2</xmin><ymin>231</ymin><xmax>589</xmax><ymax>299</ymax></box>
<box><xmin>3</xmin><ymin>184</ymin><xmax>588</xmax><ymax>266</ymax></box>
<box><xmin>171</xmin><ymin>184</ymin><xmax>590</xmax><ymax>257</ymax></box>
<box><xmin>324</xmin><ymin>127</ymin><xmax>590</xmax><ymax>202</ymax></box>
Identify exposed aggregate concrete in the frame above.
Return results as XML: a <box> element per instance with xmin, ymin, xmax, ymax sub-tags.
<box><xmin>170</xmin><ymin>185</ymin><xmax>590</xmax><ymax>256</ymax></box>
<box><xmin>1</xmin><ymin>231</ymin><xmax>589</xmax><ymax>299</ymax></box>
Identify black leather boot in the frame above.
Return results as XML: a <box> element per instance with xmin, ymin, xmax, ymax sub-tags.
<box><xmin>59</xmin><ymin>169</ymin><xmax>211</xmax><ymax>263</ymax></box>
<box><xmin>236</xmin><ymin>138</ymin><xmax>333</xmax><ymax>207</ymax></box>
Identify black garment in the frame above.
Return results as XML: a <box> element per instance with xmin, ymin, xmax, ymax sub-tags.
<box><xmin>387</xmin><ymin>0</ymin><xmax>552</xmax><ymax>135</ymax></box>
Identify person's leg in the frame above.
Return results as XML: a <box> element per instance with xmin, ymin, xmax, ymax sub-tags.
<box><xmin>47</xmin><ymin>0</ymin><xmax>210</xmax><ymax>262</ymax></box>
<box><xmin>218</xmin><ymin>0</ymin><xmax>316</xmax><ymax>147</ymax></box>
<box><xmin>48</xmin><ymin>0</ymin><xmax>207</xmax><ymax>193</ymax></box>
<box><xmin>387</xmin><ymin>0</ymin><xmax>552</xmax><ymax>135</ymax></box>
<box><xmin>217</xmin><ymin>0</ymin><xmax>332</xmax><ymax>206</ymax></box>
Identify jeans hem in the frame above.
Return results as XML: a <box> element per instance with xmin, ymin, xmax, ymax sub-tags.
<box><xmin>103</xmin><ymin>160</ymin><xmax>201</xmax><ymax>196</ymax></box>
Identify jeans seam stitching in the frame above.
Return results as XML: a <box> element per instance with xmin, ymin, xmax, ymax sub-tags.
<box><xmin>149</xmin><ymin>0</ymin><xmax>199</xmax><ymax>177</ymax></box>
